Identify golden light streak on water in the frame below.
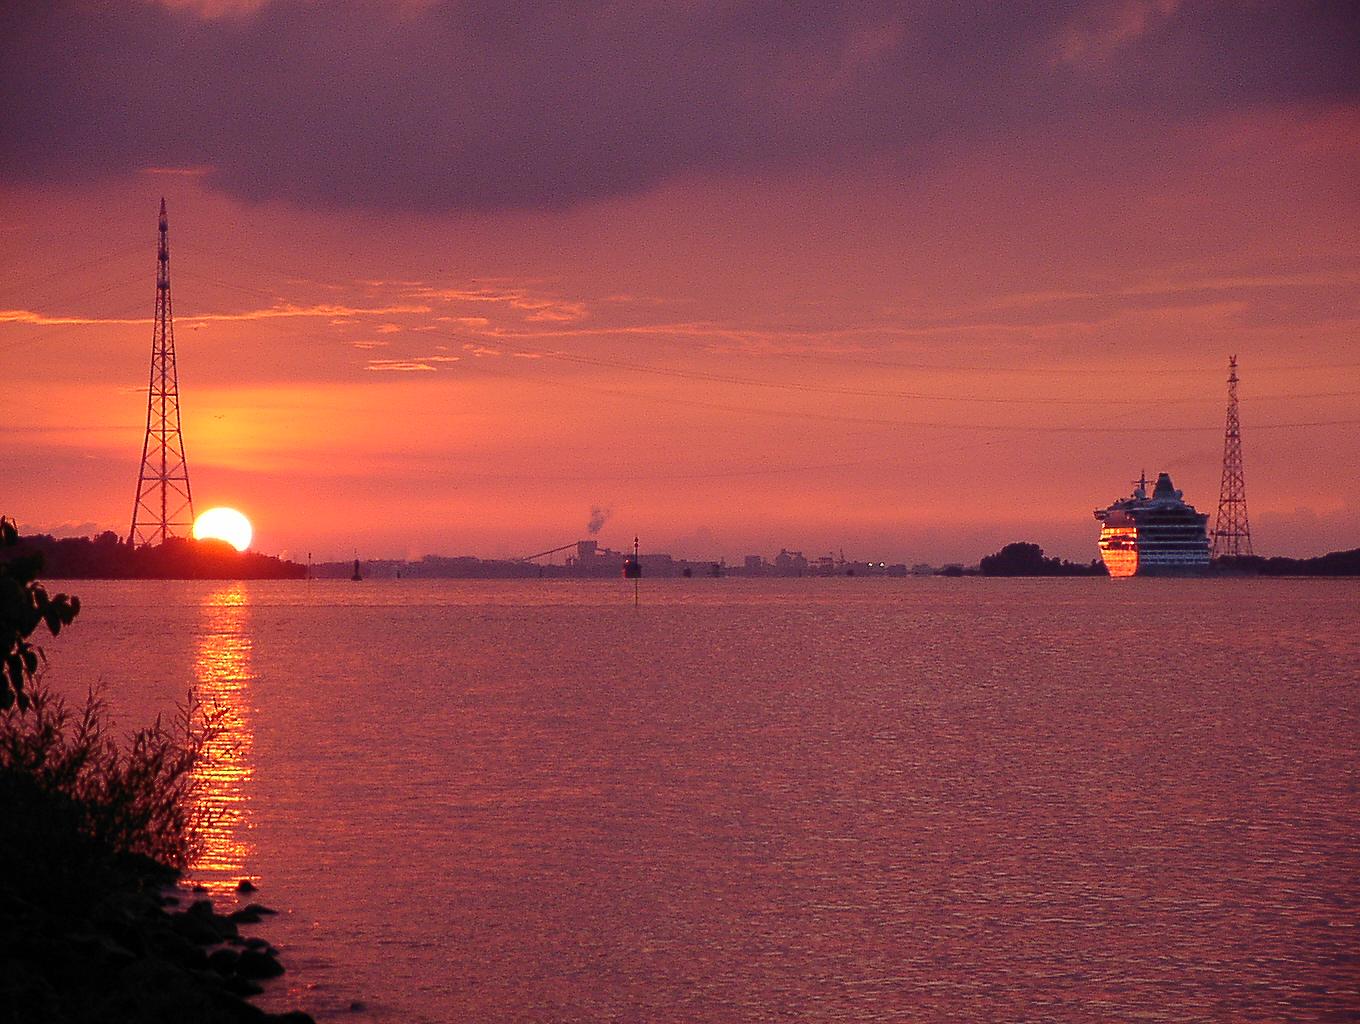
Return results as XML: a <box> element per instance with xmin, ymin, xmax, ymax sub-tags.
<box><xmin>186</xmin><ymin>582</ymin><xmax>256</xmax><ymax>894</ymax></box>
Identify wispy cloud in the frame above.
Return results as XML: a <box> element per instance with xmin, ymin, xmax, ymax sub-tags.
<box><xmin>0</xmin><ymin>302</ymin><xmax>432</xmax><ymax>327</ymax></box>
<box><xmin>980</xmin><ymin>268</ymin><xmax>1360</xmax><ymax>313</ymax></box>
<box><xmin>403</xmin><ymin>284</ymin><xmax>587</xmax><ymax>324</ymax></box>
<box><xmin>1054</xmin><ymin>0</ymin><xmax>1181</xmax><ymax>66</ymax></box>
<box><xmin>524</xmin><ymin>302</ymin><xmax>588</xmax><ymax>323</ymax></box>
<box><xmin>139</xmin><ymin>164</ymin><xmax>215</xmax><ymax>177</ymax></box>
<box><xmin>365</xmin><ymin>359</ymin><xmax>436</xmax><ymax>372</ymax></box>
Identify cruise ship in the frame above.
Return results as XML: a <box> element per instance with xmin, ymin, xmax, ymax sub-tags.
<box><xmin>1093</xmin><ymin>472</ymin><xmax>1211</xmax><ymax>577</ymax></box>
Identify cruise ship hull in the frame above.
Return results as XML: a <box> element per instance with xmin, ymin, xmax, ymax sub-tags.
<box><xmin>1097</xmin><ymin>520</ymin><xmax>1211</xmax><ymax>578</ymax></box>
<box><xmin>1095</xmin><ymin>473</ymin><xmax>1211</xmax><ymax>578</ymax></box>
<box><xmin>1135</xmin><ymin>564</ymin><xmax>1210</xmax><ymax>577</ymax></box>
<box><xmin>1103</xmin><ymin>556</ymin><xmax>1210</xmax><ymax>578</ymax></box>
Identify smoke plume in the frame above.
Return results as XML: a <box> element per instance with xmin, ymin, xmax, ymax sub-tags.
<box><xmin>587</xmin><ymin>506</ymin><xmax>611</xmax><ymax>535</ymax></box>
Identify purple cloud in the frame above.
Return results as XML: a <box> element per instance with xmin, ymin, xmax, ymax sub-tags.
<box><xmin>1</xmin><ymin>1</ymin><xmax>1355</xmax><ymax>212</ymax></box>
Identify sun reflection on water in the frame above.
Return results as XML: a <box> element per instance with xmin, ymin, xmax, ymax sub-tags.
<box><xmin>187</xmin><ymin>583</ymin><xmax>257</xmax><ymax>894</ymax></box>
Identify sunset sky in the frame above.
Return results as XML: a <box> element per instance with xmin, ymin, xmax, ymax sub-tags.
<box><xmin>3</xmin><ymin>1</ymin><xmax>1357</xmax><ymax>563</ymax></box>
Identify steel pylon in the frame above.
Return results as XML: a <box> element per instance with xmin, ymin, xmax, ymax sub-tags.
<box><xmin>1211</xmin><ymin>355</ymin><xmax>1253</xmax><ymax>558</ymax></box>
<box><xmin>129</xmin><ymin>199</ymin><xmax>195</xmax><ymax>547</ymax></box>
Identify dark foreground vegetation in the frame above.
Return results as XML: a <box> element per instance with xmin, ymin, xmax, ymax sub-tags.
<box><xmin>979</xmin><ymin>542</ymin><xmax>1107</xmax><ymax>577</ymax></box>
<box><xmin>14</xmin><ymin>532</ymin><xmax>305</xmax><ymax>580</ymax></box>
<box><xmin>1</xmin><ymin>519</ymin><xmax>312</xmax><ymax>1023</ymax></box>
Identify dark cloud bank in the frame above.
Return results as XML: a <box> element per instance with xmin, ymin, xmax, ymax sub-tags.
<box><xmin>2</xmin><ymin>1</ymin><xmax>1356</xmax><ymax>212</ymax></box>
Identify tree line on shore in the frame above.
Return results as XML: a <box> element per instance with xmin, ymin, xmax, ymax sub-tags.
<box><xmin>1213</xmin><ymin>548</ymin><xmax>1360</xmax><ymax>576</ymax></box>
<box><xmin>977</xmin><ymin>542</ymin><xmax>1107</xmax><ymax>577</ymax></box>
<box><xmin>12</xmin><ymin>531</ymin><xmax>305</xmax><ymax>580</ymax></box>
<box><xmin>11</xmin><ymin>527</ymin><xmax>1360</xmax><ymax>581</ymax></box>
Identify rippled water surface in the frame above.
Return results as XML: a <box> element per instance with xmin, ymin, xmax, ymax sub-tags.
<box><xmin>47</xmin><ymin>578</ymin><xmax>1360</xmax><ymax>1022</ymax></box>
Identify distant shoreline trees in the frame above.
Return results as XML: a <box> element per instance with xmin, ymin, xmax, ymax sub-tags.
<box><xmin>10</xmin><ymin>530</ymin><xmax>305</xmax><ymax>580</ymax></box>
<box><xmin>1213</xmin><ymin>549</ymin><xmax>1360</xmax><ymax>577</ymax></box>
<box><xmin>979</xmin><ymin>542</ymin><xmax>1107</xmax><ymax>577</ymax></box>
<box><xmin>13</xmin><ymin>526</ymin><xmax>1358</xmax><ymax>581</ymax></box>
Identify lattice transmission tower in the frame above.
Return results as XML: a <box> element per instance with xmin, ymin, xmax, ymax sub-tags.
<box><xmin>1211</xmin><ymin>355</ymin><xmax>1252</xmax><ymax>558</ymax></box>
<box><xmin>129</xmin><ymin>199</ymin><xmax>195</xmax><ymax>547</ymax></box>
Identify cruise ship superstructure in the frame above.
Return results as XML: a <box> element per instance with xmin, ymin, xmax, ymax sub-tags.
<box><xmin>1094</xmin><ymin>472</ymin><xmax>1211</xmax><ymax>577</ymax></box>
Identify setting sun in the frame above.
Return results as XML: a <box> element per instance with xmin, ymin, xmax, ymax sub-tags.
<box><xmin>192</xmin><ymin>507</ymin><xmax>253</xmax><ymax>552</ymax></box>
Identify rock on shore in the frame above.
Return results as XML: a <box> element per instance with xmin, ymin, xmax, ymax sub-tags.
<box><xmin>0</xmin><ymin>870</ymin><xmax>312</xmax><ymax>1024</ymax></box>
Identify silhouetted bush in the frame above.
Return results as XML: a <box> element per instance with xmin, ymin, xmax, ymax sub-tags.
<box><xmin>0</xmin><ymin>516</ymin><xmax>80</xmax><ymax>709</ymax></box>
<box><xmin>1</xmin><ymin>515</ymin><xmax>220</xmax><ymax>880</ymax></box>
<box><xmin>0</xmin><ymin>680</ymin><xmax>222</xmax><ymax>879</ymax></box>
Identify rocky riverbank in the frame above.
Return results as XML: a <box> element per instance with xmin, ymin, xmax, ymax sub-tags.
<box><xmin>0</xmin><ymin>862</ymin><xmax>314</xmax><ymax>1024</ymax></box>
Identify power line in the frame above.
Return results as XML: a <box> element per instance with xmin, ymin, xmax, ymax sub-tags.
<box><xmin>117</xmin><ymin>245</ymin><xmax>1360</xmax><ymax>384</ymax></box>
<box><xmin>425</xmin><ymin>330</ymin><xmax>1360</xmax><ymax>408</ymax></box>
<box><xmin>483</xmin><ymin>329</ymin><xmax>1360</xmax><ymax>378</ymax></box>
<box><xmin>7</xmin><ymin>258</ymin><xmax>1358</xmax><ymax>421</ymax></box>
<box><xmin>0</xmin><ymin>242</ymin><xmax>144</xmax><ymax>305</ymax></box>
<box><xmin>451</xmin><ymin>355</ymin><xmax>1360</xmax><ymax>434</ymax></box>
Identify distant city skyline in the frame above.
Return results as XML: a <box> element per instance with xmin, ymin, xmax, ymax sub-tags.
<box><xmin>4</xmin><ymin>2</ymin><xmax>1357</xmax><ymax>563</ymax></box>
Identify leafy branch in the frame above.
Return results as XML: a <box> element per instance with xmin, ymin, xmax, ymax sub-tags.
<box><xmin>0</xmin><ymin>516</ymin><xmax>80</xmax><ymax>710</ymax></box>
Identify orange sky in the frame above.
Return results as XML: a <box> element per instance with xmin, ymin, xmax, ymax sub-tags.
<box><xmin>3</xmin><ymin>3</ymin><xmax>1357</xmax><ymax>563</ymax></box>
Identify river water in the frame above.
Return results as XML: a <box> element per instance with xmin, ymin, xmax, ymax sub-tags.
<box><xmin>42</xmin><ymin>578</ymin><xmax>1360</xmax><ymax>1022</ymax></box>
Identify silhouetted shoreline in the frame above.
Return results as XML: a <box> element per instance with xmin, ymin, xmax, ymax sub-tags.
<box><xmin>318</xmin><ymin>545</ymin><xmax>1360</xmax><ymax>579</ymax></box>
<box><xmin>978</xmin><ymin>542</ymin><xmax>1106</xmax><ymax>576</ymax></box>
<box><xmin>1211</xmin><ymin>549</ymin><xmax>1360</xmax><ymax>576</ymax></box>
<box><xmin>18</xmin><ymin>532</ymin><xmax>1359</xmax><ymax>580</ymax></box>
<box><xmin>14</xmin><ymin>533</ymin><xmax>305</xmax><ymax>580</ymax></box>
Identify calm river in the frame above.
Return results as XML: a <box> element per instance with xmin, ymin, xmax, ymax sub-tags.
<box><xmin>43</xmin><ymin>578</ymin><xmax>1360</xmax><ymax>1022</ymax></box>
